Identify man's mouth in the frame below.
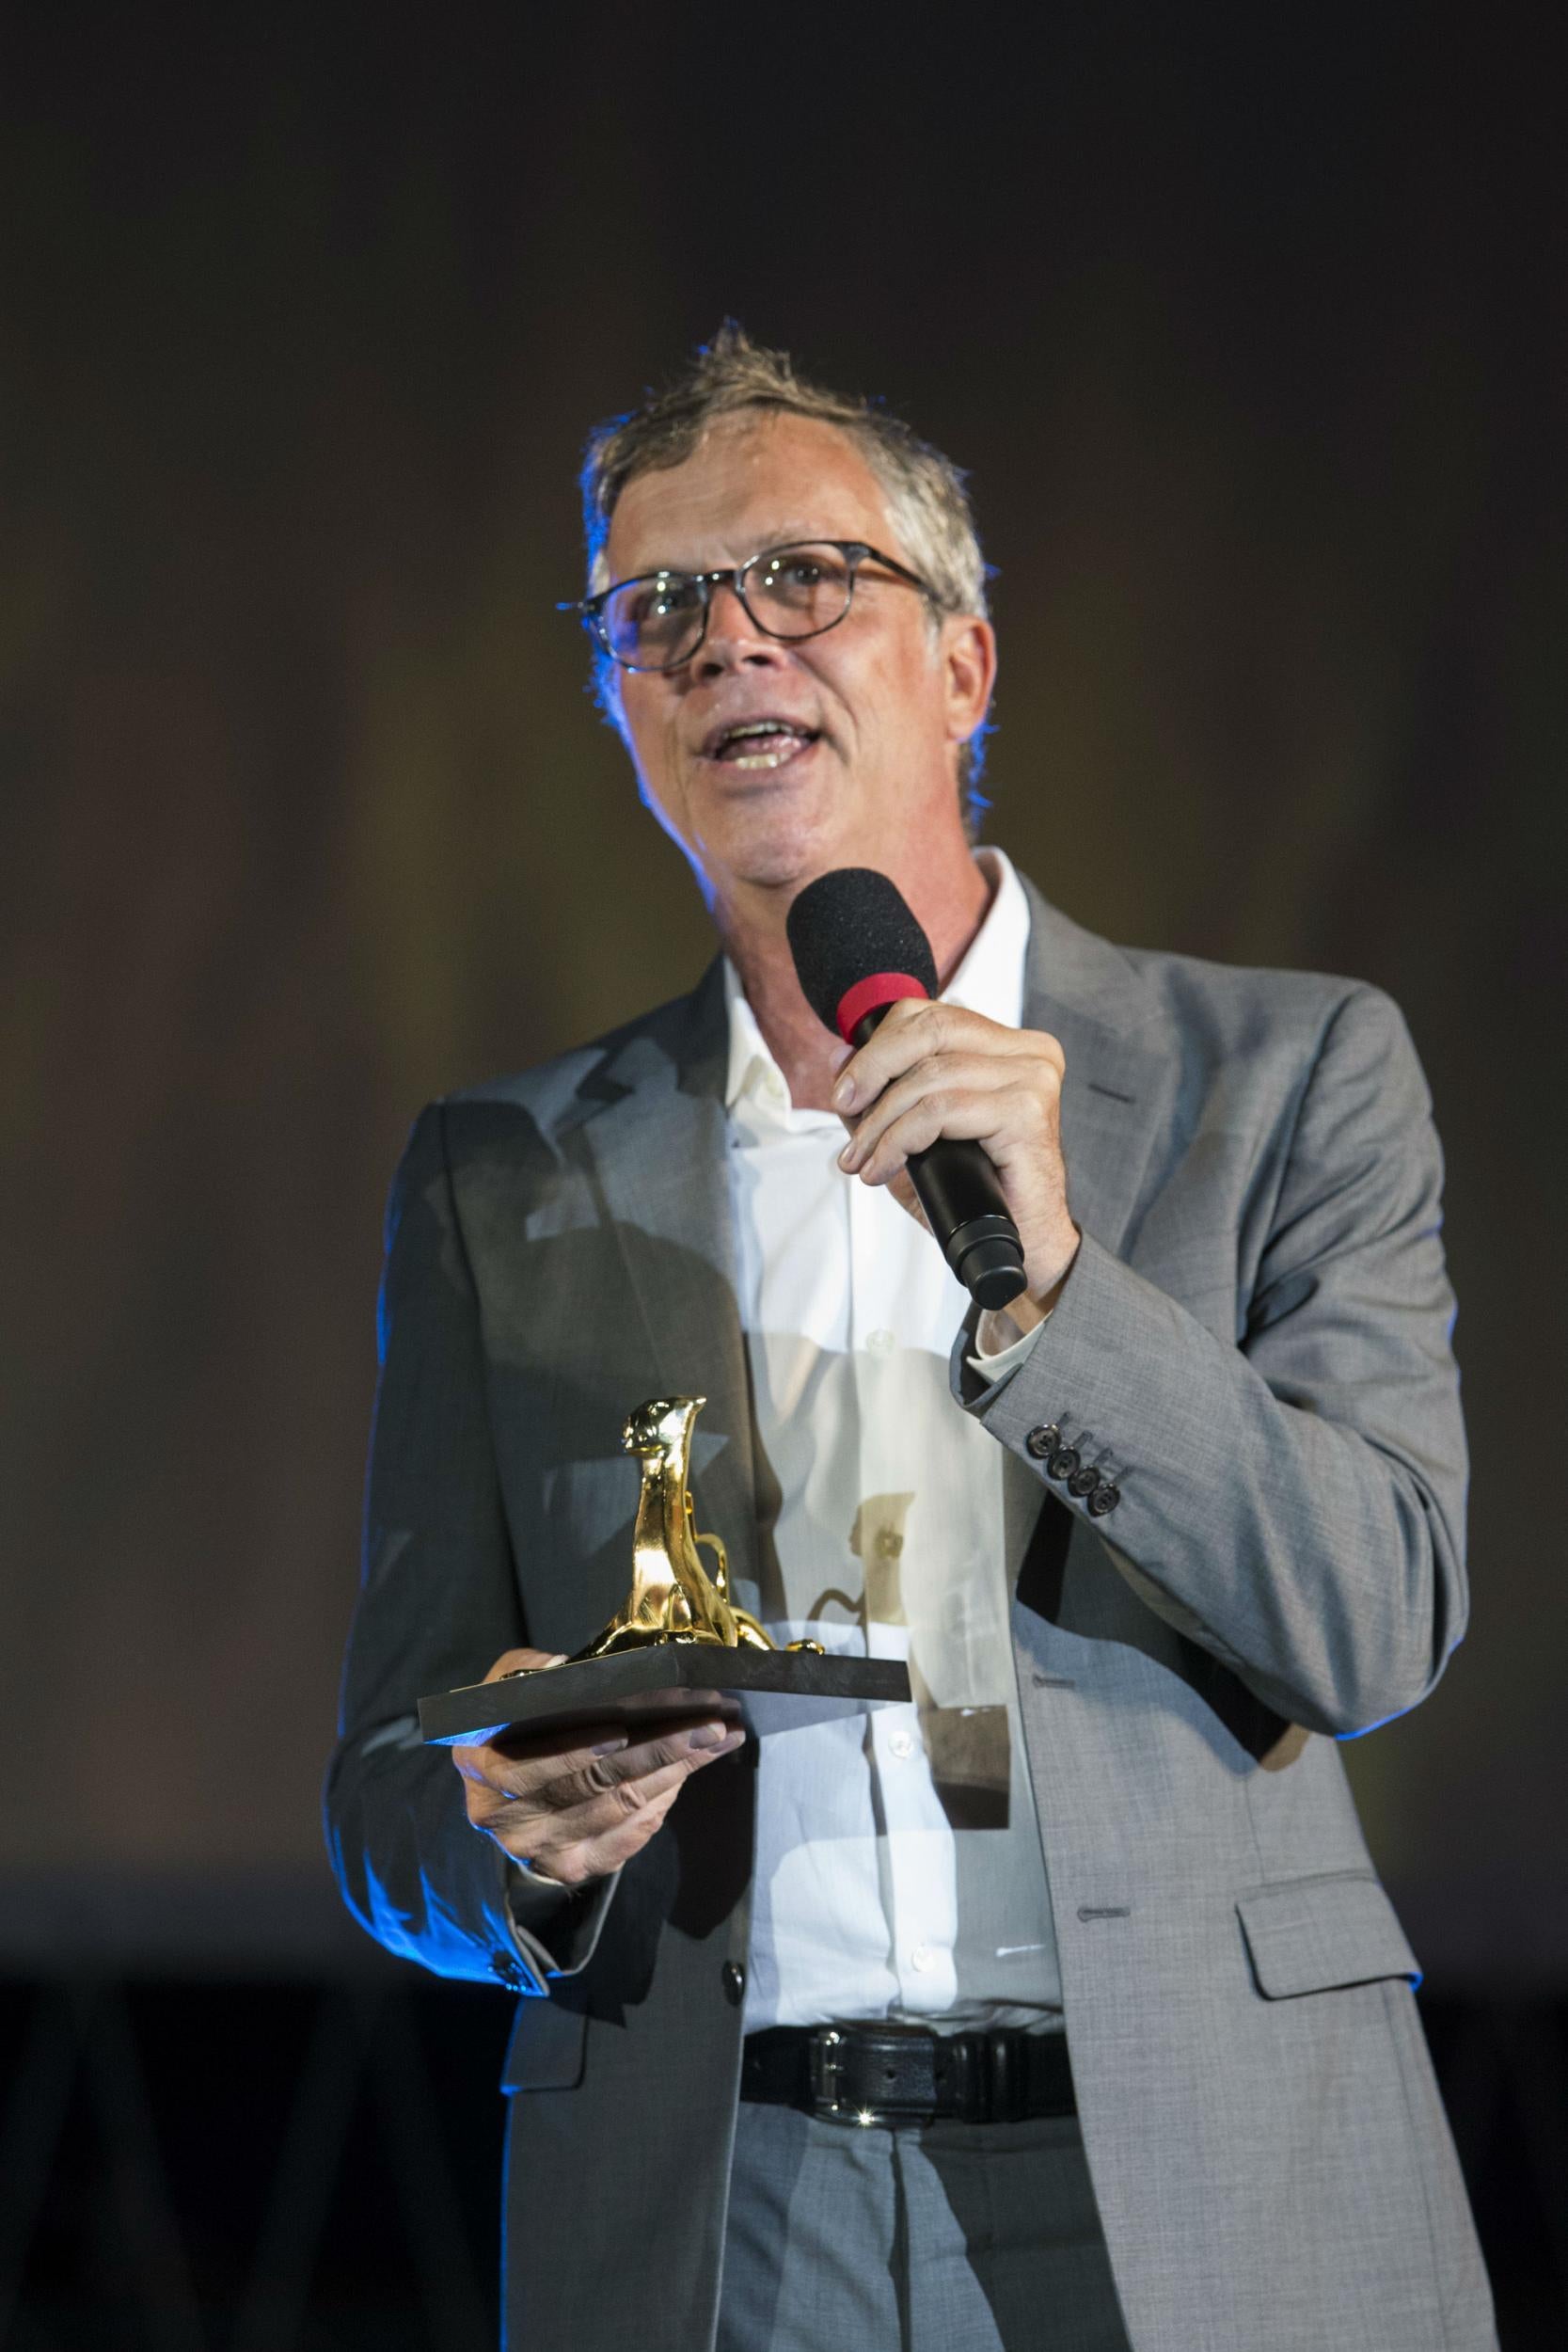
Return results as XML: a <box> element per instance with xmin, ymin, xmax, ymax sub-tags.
<box><xmin>702</xmin><ymin>719</ymin><xmax>821</xmax><ymax>771</ymax></box>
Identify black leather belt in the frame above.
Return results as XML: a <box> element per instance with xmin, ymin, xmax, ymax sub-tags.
<box><xmin>740</xmin><ymin>2024</ymin><xmax>1075</xmax><ymax>2126</ymax></box>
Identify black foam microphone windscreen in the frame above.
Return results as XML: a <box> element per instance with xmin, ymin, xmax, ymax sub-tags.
<box><xmin>786</xmin><ymin>866</ymin><xmax>938</xmax><ymax>1038</ymax></box>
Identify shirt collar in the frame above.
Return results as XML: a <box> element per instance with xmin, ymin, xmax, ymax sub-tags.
<box><xmin>722</xmin><ymin>847</ymin><xmax>1031</xmax><ymax>1114</ymax></box>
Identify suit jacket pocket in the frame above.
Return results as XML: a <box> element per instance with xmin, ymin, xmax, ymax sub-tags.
<box><xmin>1236</xmin><ymin>1869</ymin><xmax>1421</xmax><ymax>1997</ymax></box>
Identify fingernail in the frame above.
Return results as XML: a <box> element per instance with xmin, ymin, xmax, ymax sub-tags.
<box><xmin>688</xmin><ymin>1724</ymin><xmax>729</xmax><ymax>1750</ymax></box>
<box><xmin>591</xmin><ymin>1735</ymin><xmax>628</xmax><ymax>1755</ymax></box>
<box><xmin>832</xmin><ymin>1073</ymin><xmax>855</xmax><ymax>1110</ymax></box>
<box><xmin>837</xmin><ymin>1141</ymin><xmax>856</xmax><ymax>1170</ymax></box>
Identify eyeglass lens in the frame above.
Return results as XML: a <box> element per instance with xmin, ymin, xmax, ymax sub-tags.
<box><xmin>600</xmin><ymin>542</ymin><xmax>857</xmax><ymax>670</ymax></box>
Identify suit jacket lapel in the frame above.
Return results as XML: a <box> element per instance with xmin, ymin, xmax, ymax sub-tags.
<box><xmin>570</xmin><ymin>960</ymin><xmax>763</xmax><ymax>1610</ymax></box>
<box><xmin>1016</xmin><ymin>874</ymin><xmax>1176</xmax><ymax>1264</ymax></box>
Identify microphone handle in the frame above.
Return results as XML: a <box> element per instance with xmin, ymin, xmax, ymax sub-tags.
<box><xmin>848</xmin><ymin>1009</ymin><xmax>1029</xmax><ymax>1311</ymax></box>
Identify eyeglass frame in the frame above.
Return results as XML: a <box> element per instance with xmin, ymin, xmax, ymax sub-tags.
<box><xmin>558</xmin><ymin>539</ymin><xmax>938</xmax><ymax>673</ymax></box>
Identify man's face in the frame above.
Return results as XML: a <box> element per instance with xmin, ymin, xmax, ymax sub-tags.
<box><xmin>602</xmin><ymin>412</ymin><xmax>994</xmax><ymax>909</ymax></box>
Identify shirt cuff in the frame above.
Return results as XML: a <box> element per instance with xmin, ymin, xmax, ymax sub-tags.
<box><xmin>502</xmin><ymin>1850</ymin><xmax>618</xmax><ymax>1988</ymax></box>
<box><xmin>509</xmin><ymin>1854</ymin><xmax>576</xmax><ymax>1901</ymax></box>
<box><xmin>964</xmin><ymin>1305</ymin><xmax>1053</xmax><ymax>1383</ymax></box>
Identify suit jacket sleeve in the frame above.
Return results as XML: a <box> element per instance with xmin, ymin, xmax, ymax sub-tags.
<box><xmin>956</xmin><ymin>983</ymin><xmax>1468</xmax><ymax>1738</ymax></box>
<box><xmin>324</xmin><ymin>1101</ymin><xmax>616</xmax><ymax>1990</ymax></box>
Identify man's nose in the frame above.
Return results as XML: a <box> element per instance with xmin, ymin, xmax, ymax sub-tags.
<box><xmin>692</xmin><ymin>579</ymin><xmax>788</xmax><ymax>678</ymax></box>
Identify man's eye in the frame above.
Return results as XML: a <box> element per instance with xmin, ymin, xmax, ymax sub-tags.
<box><xmin>628</xmin><ymin>577</ymin><xmax>700</xmax><ymax>624</ymax></box>
<box><xmin>772</xmin><ymin>556</ymin><xmax>826</xmax><ymax>589</ymax></box>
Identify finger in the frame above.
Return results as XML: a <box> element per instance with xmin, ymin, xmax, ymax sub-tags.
<box><xmin>453</xmin><ymin>1724</ymin><xmax>633</xmax><ymax>1802</ymax></box>
<box><xmin>841</xmin><ymin>1057</ymin><xmax>1060</xmax><ymax>1178</ymax></box>
<box><xmin>467</xmin><ymin>1713</ymin><xmax>741</xmax><ymax>1809</ymax></box>
<box><xmin>482</xmin><ymin>1645</ymin><xmax>567</xmax><ymax>1683</ymax></box>
<box><xmin>833</xmin><ymin>1005</ymin><xmax>1054</xmax><ymax>1116</ymax></box>
<box><xmin>529</xmin><ymin>1718</ymin><xmax>744</xmax><ymax>1808</ymax></box>
<box><xmin>849</xmin><ymin>1081</ymin><xmax>1056</xmax><ymax>1189</ymax></box>
<box><xmin>557</xmin><ymin>1783</ymin><xmax>688</xmax><ymax>1883</ymax></box>
<box><xmin>485</xmin><ymin>1692</ymin><xmax>737</xmax><ymax>1773</ymax></box>
<box><xmin>481</xmin><ymin>1752</ymin><xmax>691</xmax><ymax>1844</ymax></box>
<box><xmin>534</xmin><ymin>1735</ymin><xmax>743</xmax><ymax>1841</ymax></box>
<box><xmin>486</xmin><ymin>1777</ymin><xmax>689</xmax><ymax>1884</ymax></box>
<box><xmin>837</xmin><ymin>1050</ymin><xmax>1039</xmax><ymax>1169</ymax></box>
<box><xmin>830</xmin><ymin>1001</ymin><xmax>963</xmax><ymax>1114</ymax></box>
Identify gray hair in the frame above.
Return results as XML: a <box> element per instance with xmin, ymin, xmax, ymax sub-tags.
<box><xmin>578</xmin><ymin>323</ymin><xmax>993</xmax><ymax>824</ymax></box>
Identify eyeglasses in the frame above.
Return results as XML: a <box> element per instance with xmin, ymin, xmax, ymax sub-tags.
<box><xmin>559</xmin><ymin>539</ymin><xmax>934</xmax><ymax>673</ymax></box>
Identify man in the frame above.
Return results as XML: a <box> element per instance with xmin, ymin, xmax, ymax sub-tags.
<box><xmin>325</xmin><ymin>327</ymin><xmax>1495</xmax><ymax>2350</ymax></box>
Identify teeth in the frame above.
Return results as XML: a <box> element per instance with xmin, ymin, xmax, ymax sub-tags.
<box><xmin>714</xmin><ymin>721</ymin><xmax>813</xmax><ymax>764</ymax></box>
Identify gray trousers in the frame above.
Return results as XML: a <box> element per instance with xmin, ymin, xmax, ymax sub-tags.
<box><xmin>717</xmin><ymin>2100</ymin><xmax>1133</xmax><ymax>2352</ymax></box>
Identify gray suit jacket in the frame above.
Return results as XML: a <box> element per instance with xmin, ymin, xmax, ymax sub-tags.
<box><xmin>325</xmin><ymin>874</ymin><xmax>1495</xmax><ymax>2351</ymax></box>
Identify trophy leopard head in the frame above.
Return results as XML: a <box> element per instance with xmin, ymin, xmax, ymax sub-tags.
<box><xmin>621</xmin><ymin>1395</ymin><xmax>706</xmax><ymax>1459</ymax></box>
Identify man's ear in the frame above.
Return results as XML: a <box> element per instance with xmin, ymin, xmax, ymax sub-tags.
<box><xmin>595</xmin><ymin>659</ymin><xmax>632</xmax><ymax>745</ymax></box>
<box><xmin>942</xmin><ymin>615</ymin><xmax>997</xmax><ymax>746</ymax></box>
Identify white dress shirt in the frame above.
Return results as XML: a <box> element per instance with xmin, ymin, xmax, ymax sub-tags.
<box><xmin>725</xmin><ymin>850</ymin><xmax>1063</xmax><ymax>2035</ymax></box>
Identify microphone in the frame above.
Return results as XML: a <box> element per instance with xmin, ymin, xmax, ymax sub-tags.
<box><xmin>786</xmin><ymin>868</ymin><xmax>1029</xmax><ymax>1311</ymax></box>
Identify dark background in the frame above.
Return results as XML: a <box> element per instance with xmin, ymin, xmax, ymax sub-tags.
<box><xmin>2</xmin><ymin>2</ymin><xmax>1564</xmax><ymax>2344</ymax></box>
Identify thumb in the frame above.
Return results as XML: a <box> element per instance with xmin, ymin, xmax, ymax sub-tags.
<box><xmin>483</xmin><ymin>1647</ymin><xmax>566</xmax><ymax>1682</ymax></box>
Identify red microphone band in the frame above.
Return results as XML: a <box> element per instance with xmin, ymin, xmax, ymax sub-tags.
<box><xmin>834</xmin><ymin>971</ymin><xmax>930</xmax><ymax>1044</ymax></box>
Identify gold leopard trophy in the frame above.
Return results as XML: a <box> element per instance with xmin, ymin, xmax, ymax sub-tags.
<box><xmin>568</xmin><ymin>1395</ymin><xmax>823</xmax><ymax>1662</ymax></box>
<box><xmin>420</xmin><ymin>1392</ymin><xmax>911</xmax><ymax>1747</ymax></box>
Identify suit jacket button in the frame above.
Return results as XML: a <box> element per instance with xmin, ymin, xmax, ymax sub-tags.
<box><xmin>1047</xmin><ymin>1445</ymin><xmax>1080</xmax><ymax>1480</ymax></box>
<box><xmin>1068</xmin><ymin>1464</ymin><xmax>1099</xmax><ymax>1498</ymax></box>
<box><xmin>1025</xmin><ymin>1424</ymin><xmax>1061</xmax><ymax>1460</ymax></box>
<box><xmin>721</xmin><ymin>1961</ymin><xmax>746</xmax><ymax>2005</ymax></box>
<box><xmin>1087</xmin><ymin>1483</ymin><xmax>1121</xmax><ymax>1518</ymax></box>
<box><xmin>489</xmin><ymin>1948</ymin><xmax>525</xmax><ymax>1989</ymax></box>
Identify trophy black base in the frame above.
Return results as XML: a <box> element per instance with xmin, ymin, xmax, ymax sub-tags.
<box><xmin>420</xmin><ymin>1645</ymin><xmax>911</xmax><ymax>1746</ymax></box>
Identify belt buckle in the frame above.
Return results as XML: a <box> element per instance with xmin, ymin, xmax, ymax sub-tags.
<box><xmin>808</xmin><ymin>2027</ymin><xmax>847</xmax><ymax>2119</ymax></box>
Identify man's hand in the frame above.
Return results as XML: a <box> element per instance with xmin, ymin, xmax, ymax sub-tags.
<box><xmin>832</xmin><ymin>1000</ymin><xmax>1081</xmax><ymax>1325</ymax></box>
<box><xmin>451</xmin><ymin>1647</ymin><xmax>746</xmax><ymax>1889</ymax></box>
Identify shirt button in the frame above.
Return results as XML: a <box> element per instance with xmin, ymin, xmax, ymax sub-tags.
<box><xmin>889</xmin><ymin>1729</ymin><xmax>914</xmax><ymax>1759</ymax></box>
<box><xmin>764</xmin><ymin>1072</ymin><xmax>786</xmax><ymax>1104</ymax></box>
<box><xmin>910</xmin><ymin>1945</ymin><xmax>937</xmax><ymax>1974</ymax></box>
<box><xmin>866</xmin><ymin>1329</ymin><xmax>895</xmax><ymax>1354</ymax></box>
